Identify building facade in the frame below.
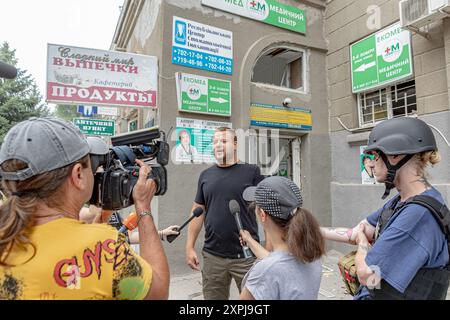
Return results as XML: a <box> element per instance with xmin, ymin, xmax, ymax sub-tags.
<box><xmin>326</xmin><ymin>0</ymin><xmax>450</xmax><ymax>252</ymax></box>
<box><xmin>111</xmin><ymin>0</ymin><xmax>449</xmax><ymax>273</ymax></box>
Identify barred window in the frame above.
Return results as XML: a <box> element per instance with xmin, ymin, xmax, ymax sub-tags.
<box><xmin>358</xmin><ymin>80</ymin><xmax>416</xmax><ymax>127</ymax></box>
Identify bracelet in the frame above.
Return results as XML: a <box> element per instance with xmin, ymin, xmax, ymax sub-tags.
<box><xmin>138</xmin><ymin>210</ymin><xmax>153</xmax><ymax>220</ymax></box>
<box><xmin>136</xmin><ymin>210</ymin><xmax>153</xmax><ymax>228</ymax></box>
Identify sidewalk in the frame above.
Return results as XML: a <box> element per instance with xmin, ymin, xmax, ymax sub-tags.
<box><xmin>168</xmin><ymin>249</ymin><xmax>351</xmax><ymax>300</ymax></box>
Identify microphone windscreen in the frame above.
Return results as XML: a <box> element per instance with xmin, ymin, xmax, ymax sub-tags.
<box><xmin>0</xmin><ymin>61</ymin><xmax>18</xmax><ymax>79</ymax></box>
<box><xmin>123</xmin><ymin>212</ymin><xmax>139</xmax><ymax>231</ymax></box>
<box><xmin>228</xmin><ymin>199</ymin><xmax>240</xmax><ymax>215</ymax></box>
<box><xmin>192</xmin><ymin>207</ymin><xmax>204</xmax><ymax>217</ymax></box>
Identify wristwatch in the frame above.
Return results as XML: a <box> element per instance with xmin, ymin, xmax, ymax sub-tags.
<box><xmin>138</xmin><ymin>210</ymin><xmax>153</xmax><ymax>220</ymax></box>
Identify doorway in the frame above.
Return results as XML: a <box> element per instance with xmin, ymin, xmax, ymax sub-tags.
<box><xmin>248</xmin><ymin>131</ymin><xmax>302</xmax><ymax>243</ymax></box>
<box><xmin>249</xmin><ymin>131</ymin><xmax>302</xmax><ymax>188</ymax></box>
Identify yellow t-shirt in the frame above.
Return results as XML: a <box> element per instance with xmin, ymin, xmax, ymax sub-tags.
<box><xmin>0</xmin><ymin>218</ymin><xmax>152</xmax><ymax>300</ymax></box>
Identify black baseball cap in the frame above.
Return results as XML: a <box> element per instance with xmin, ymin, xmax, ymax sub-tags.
<box><xmin>243</xmin><ymin>176</ymin><xmax>303</xmax><ymax>220</ymax></box>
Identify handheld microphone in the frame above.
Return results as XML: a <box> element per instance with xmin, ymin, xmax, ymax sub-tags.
<box><xmin>167</xmin><ymin>207</ymin><xmax>204</xmax><ymax>243</ymax></box>
<box><xmin>118</xmin><ymin>212</ymin><xmax>139</xmax><ymax>233</ymax></box>
<box><xmin>229</xmin><ymin>200</ymin><xmax>255</xmax><ymax>258</ymax></box>
<box><xmin>0</xmin><ymin>61</ymin><xmax>18</xmax><ymax>79</ymax></box>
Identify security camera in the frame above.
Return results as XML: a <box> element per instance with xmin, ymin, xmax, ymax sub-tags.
<box><xmin>282</xmin><ymin>97</ymin><xmax>292</xmax><ymax>107</ymax></box>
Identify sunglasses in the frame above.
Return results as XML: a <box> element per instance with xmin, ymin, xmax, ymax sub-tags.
<box><xmin>367</xmin><ymin>151</ymin><xmax>381</xmax><ymax>161</ymax></box>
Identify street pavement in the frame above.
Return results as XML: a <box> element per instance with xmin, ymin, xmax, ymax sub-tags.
<box><xmin>168</xmin><ymin>249</ymin><xmax>351</xmax><ymax>300</ymax></box>
<box><xmin>169</xmin><ymin>249</ymin><xmax>450</xmax><ymax>300</ymax></box>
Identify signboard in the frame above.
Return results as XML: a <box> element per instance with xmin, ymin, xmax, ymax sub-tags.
<box><xmin>73</xmin><ymin>118</ymin><xmax>115</xmax><ymax>137</ymax></box>
<box><xmin>351</xmin><ymin>22</ymin><xmax>413</xmax><ymax>93</ymax></box>
<box><xmin>175</xmin><ymin>117</ymin><xmax>232</xmax><ymax>163</ymax></box>
<box><xmin>172</xmin><ymin>17</ymin><xmax>233</xmax><ymax>74</ymax></box>
<box><xmin>77</xmin><ymin>105</ymin><xmax>97</xmax><ymax>117</ymax></box>
<box><xmin>250</xmin><ymin>103</ymin><xmax>312</xmax><ymax>130</ymax></box>
<box><xmin>360</xmin><ymin>146</ymin><xmax>376</xmax><ymax>184</ymax></box>
<box><xmin>77</xmin><ymin>105</ymin><xmax>118</xmax><ymax>117</ymax></box>
<box><xmin>47</xmin><ymin>44</ymin><xmax>158</xmax><ymax>108</ymax></box>
<box><xmin>97</xmin><ymin>106</ymin><xmax>118</xmax><ymax>116</ymax></box>
<box><xmin>202</xmin><ymin>0</ymin><xmax>306</xmax><ymax>34</ymax></box>
<box><xmin>176</xmin><ymin>72</ymin><xmax>231</xmax><ymax>116</ymax></box>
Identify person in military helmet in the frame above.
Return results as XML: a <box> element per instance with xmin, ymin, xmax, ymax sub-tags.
<box><xmin>321</xmin><ymin>117</ymin><xmax>450</xmax><ymax>300</ymax></box>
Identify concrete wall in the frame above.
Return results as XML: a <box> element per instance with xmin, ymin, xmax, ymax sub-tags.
<box><xmin>326</xmin><ymin>0</ymin><xmax>450</xmax><ymax>128</ymax></box>
<box><xmin>161</xmin><ymin>0</ymin><xmax>332</xmax><ymax>275</ymax></box>
<box><xmin>326</xmin><ymin>0</ymin><xmax>450</xmax><ymax>253</ymax></box>
<box><xmin>329</xmin><ymin>111</ymin><xmax>450</xmax><ymax>252</ymax></box>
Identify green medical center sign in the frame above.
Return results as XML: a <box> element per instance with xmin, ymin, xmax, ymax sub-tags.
<box><xmin>201</xmin><ymin>0</ymin><xmax>306</xmax><ymax>34</ymax></box>
<box><xmin>351</xmin><ymin>22</ymin><xmax>413</xmax><ymax>93</ymax></box>
<box><xmin>176</xmin><ymin>73</ymin><xmax>231</xmax><ymax>116</ymax></box>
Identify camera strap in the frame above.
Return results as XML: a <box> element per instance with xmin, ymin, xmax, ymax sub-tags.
<box><xmin>112</xmin><ymin>146</ymin><xmax>136</xmax><ymax>166</ymax></box>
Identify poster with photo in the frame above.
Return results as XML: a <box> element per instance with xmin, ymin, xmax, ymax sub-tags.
<box><xmin>360</xmin><ymin>146</ymin><xmax>376</xmax><ymax>184</ymax></box>
<box><xmin>175</xmin><ymin>118</ymin><xmax>232</xmax><ymax>163</ymax></box>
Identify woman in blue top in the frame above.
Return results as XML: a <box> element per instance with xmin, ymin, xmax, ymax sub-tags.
<box><xmin>322</xmin><ymin>117</ymin><xmax>450</xmax><ymax>300</ymax></box>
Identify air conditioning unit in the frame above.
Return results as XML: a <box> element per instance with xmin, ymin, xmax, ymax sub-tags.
<box><xmin>400</xmin><ymin>0</ymin><xmax>450</xmax><ymax>29</ymax></box>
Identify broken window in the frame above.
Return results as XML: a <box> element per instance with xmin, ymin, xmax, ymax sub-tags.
<box><xmin>252</xmin><ymin>47</ymin><xmax>306</xmax><ymax>91</ymax></box>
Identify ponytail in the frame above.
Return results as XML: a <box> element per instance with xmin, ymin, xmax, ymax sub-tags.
<box><xmin>414</xmin><ymin>150</ymin><xmax>441</xmax><ymax>180</ymax></box>
<box><xmin>268</xmin><ymin>207</ymin><xmax>325</xmax><ymax>264</ymax></box>
<box><xmin>286</xmin><ymin>208</ymin><xmax>325</xmax><ymax>263</ymax></box>
<box><xmin>0</xmin><ymin>194</ymin><xmax>36</xmax><ymax>264</ymax></box>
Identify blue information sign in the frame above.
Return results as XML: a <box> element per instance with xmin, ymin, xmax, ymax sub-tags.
<box><xmin>172</xmin><ymin>16</ymin><xmax>233</xmax><ymax>75</ymax></box>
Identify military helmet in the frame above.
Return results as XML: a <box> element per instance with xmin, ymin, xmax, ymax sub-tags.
<box><xmin>364</xmin><ymin>117</ymin><xmax>437</xmax><ymax>156</ymax></box>
<box><xmin>363</xmin><ymin>117</ymin><xmax>437</xmax><ymax>200</ymax></box>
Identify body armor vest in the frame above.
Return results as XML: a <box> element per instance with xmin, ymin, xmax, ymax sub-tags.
<box><xmin>368</xmin><ymin>195</ymin><xmax>450</xmax><ymax>300</ymax></box>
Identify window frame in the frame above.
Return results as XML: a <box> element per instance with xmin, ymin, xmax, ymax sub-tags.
<box><xmin>357</xmin><ymin>80</ymin><xmax>416</xmax><ymax>128</ymax></box>
<box><xmin>128</xmin><ymin>118</ymin><xmax>138</xmax><ymax>132</ymax></box>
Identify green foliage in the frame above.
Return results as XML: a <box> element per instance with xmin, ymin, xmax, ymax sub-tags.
<box><xmin>0</xmin><ymin>42</ymin><xmax>49</xmax><ymax>143</ymax></box>
<box><xmin>54</xmin><ymin>104</ymin><xmax>79</xmax><ymax>122</ymax></box>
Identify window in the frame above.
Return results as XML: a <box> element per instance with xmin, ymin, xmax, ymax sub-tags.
<box><xmin>358</xmin><ymin>80</ymin><xmax>416</xmax><ymax>127</ymax></box>
<box><xmin>252</xmin><ymin>47</ymin><xmax>307</xmax><ymax>92</ymax></box>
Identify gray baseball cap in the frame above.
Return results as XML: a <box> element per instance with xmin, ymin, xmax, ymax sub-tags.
<box><xmin>0</xmin><ymin>117</ymin><xmax>108</xmax><ymax>181</ymax></box>
<box><xmin>243</xmin><ymin>176</ymin><xmax>303</xmax><ymax>220</ymax></box>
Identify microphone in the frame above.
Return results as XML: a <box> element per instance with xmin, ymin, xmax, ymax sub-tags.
<box><xmin>0</xmin><ymin>61</ymin><xmax>18</xmax><ymax>79</ymax></box>
<box><xmin>166</xmin><ymin>207</ymin><xmax>204</xmax><ymax>243</ymax></box>
<box><xmin>118</xmin><ymin>212</ymin><xmax>139</xmax><ymax>233</ymax></box>
<box><xmin>229</xmin><ymin>200</ymin><xmax>255</xmax><ymax>258</ymax></box>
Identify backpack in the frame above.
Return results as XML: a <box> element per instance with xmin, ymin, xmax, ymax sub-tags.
<box><xmin>337</xmin><ymin>250</ymin><xmax>359</xmax><ymax>295</ymax></box>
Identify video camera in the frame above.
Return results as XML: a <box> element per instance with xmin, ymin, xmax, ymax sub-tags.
<box><xmin>89</xmin><ymin>126</ymin><xmax>169</xmax><ymax>211</ymax></box>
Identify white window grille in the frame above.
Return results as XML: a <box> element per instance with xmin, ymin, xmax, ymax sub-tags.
<box><xmin>358</xmin><ymin>80</ymin><xmax>416</xmax><ymax>127</ymax></box>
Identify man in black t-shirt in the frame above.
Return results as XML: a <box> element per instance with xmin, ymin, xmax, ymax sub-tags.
<box><xmin>186</xmin><ymin>127</ymin><xmax>265</xmax><ymax>300</ymax></box>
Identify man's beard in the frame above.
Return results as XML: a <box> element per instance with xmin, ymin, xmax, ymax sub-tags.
<box><xmin>215</xmin><ymin>151</ymin><xmax>233</xmax><ymax>164</ymax></box>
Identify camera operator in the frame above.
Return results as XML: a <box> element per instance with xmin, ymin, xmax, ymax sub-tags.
<box><xmin>0</xmin><ymin>117</ymin><xmax>169</xmax><ymax>300</ymax></box>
